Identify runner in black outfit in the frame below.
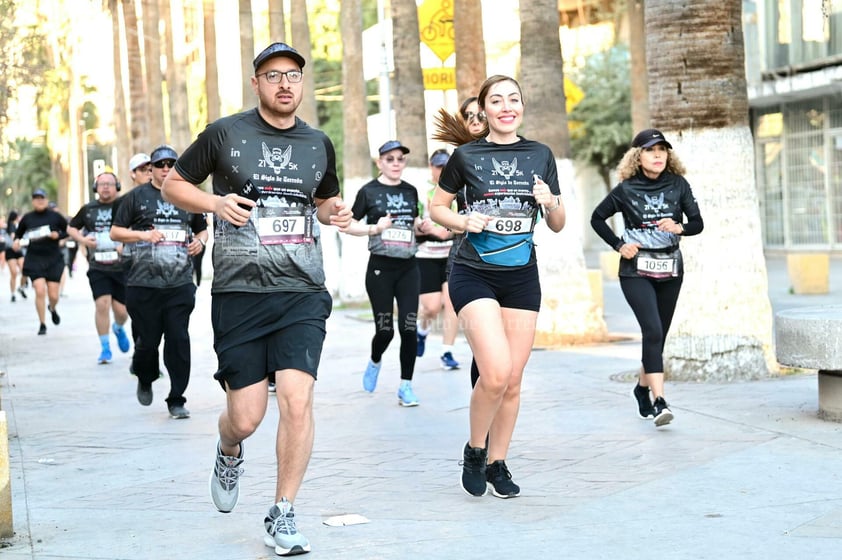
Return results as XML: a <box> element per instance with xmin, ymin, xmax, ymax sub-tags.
<box><xmin>67</xmin><ymin>171</ymin><xmax>132</xmax><ymax>364</ymax></box>
<box><xmin>13</xmin><ymin>189</ymin><xmax>67</xmax><ymax>335</ymax></box>
<box><xmin>161</xmin><ymin>42</ymin><xmax>352</xmax><ymax>556</ymax></box>
<box><xmin>430</xmin><ymin>75</ymin><xmax>566</xmax><ymax>499</ymax></box>
<box><xmin>346</xmin><ymin>140</ymin><xmax>423</xmax><ymax>407</ymax></box>
<box><xmin>591</xmin><ymin>128</ymin><xmax>704</xmax><ymax>427</ymax></box>
<box><xmin>110</xmin><ymin>145</ymin><xmax>208</xmax><ymax>420</ymax></box>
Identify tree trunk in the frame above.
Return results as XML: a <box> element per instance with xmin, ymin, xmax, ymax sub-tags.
<box><xmin>239</xmin><ymin>0</ymin><xmax>255</xmax><ymax>109</ymax></box>
<box><xmin>110</xmin><ymin>0</ymin><xmax>131</xmax><ymax>187</ymax></box>
<box><xmin>161</xmin><ymin>0</ymin><xmax>191</xmax><ymax>150</ymax></box>
<box><xmin>339</xmin><ymin>0</ymin><xmax>370</xmax><ymax>302</ymax></box>
<box><xmin>390</xmin><ymin>0</ymin><xmax>428</xmax><ymax>161</ymax></box>
<box><xmin>122</xmin><ymin>0</ymin><xmax>148</xmax><ymax>153</ymax></box>
<box><xmin>290</xmin><ymin>0</ymin><xmax>317</xmax><ymax>125</ymax></box>
<box><xmin>646</xmin><ymin>0</ymin><xmax>775</xmax><ymax>380</ymax></box>
<box><xmin>628</xmin><ymin>0</ymin><xmax>649</xmax><ymax>132</ymax></box>
<box><xmin>143</xmin><ymin>0</ymin><xmax>165</xmax><ymax>142</ymax></box>
<box><xmin>518</xmin><ymin>0</ymin><xmax>606</xmax><ymax>346</ymax></box>
<box><xmin>203</xmin><ymin>0</ymin><xmax>220</xmax><ymax>125</ymax></box>
<box><xmin>518</xmin><ymin>0</ymin><xmax>569</xmax><ymax>157</ymax></box>
<box><xmin>454</xmin><ymin>0</ymin><xmax>486</xmax><ymax>100</ymax></box>
<box><xmin>268</xmin><ymin>0</ymin><xmax>285</xmax><ymax>42</ymax></box>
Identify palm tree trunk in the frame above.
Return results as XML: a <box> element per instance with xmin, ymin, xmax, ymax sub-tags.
<box><xmin>518</xmin><ymin>0</ymin><xmax>607</xmax><ymax>346</ymax></box>
<box><xmin>143</xmin><ymin>0</ymin><xmax>165</xmax><ymax>141</ymax></box>
<box><xmin>290</xmin><ymin>0</ymin><xmax>317</xmax><ymax>125</ymax></box>
<box><xmin>110</xmin><ymin>0</ymin><xmax>131</xmax><ymax>186</ymax></box>
<box><xmin>239</xmin><ymin>0</ymin><xmax>255</xmax><ymax>110</ymax></box>
<box><xmin>390</xmin><ymin>0</ymin><xmax>428</xmax><ymax>161</ymax></box>
<box><xmin>268</xmin><ymin>0</ymin><xmax>285</xmax><ymax>41</ymax></box>
<box><xmin>203</xmin><ymin>0</ymin><xmax>220</xmax><ymax>124</ymax></box>
<box><xmin>454</xmin><ymin>0</ymin><xmax>486</xmax><ymax>99</ymax></box>
<box><xmin>339</xmin><ymin>0</ymin><xmax>370</xmax><ymax>302</ymax></box>
<box><xmin>628</xmin><ymin>0</ymin><xmax>649</xmax><ymax>131</ymax></box>
<box><xmin>646</xmin><ymin>0</ymin><xmax>775</xmax><ymax>380</ymax></box>
<box><xmin>122</xmin><ymin>0</ymin><xmax>148</xmax><ymax>153</ymax></box>
<box><xmin>161</xmin><ymin>0</ymin><xmax>191</xmax><ymax>150</ymax></box>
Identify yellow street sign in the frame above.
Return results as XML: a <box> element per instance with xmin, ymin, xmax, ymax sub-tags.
<box><xmin>423</xmin><ymin>67</ymin><xmax>456</xmax><ymax>90</ymax></box>
<box><xmin>418</xmin><ymin>0</ymin><xmax>455</xmax><ymax>62</ymax></box>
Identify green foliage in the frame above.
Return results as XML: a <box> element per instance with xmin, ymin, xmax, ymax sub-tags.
<box><xmin>0</xmin><ymin>138</ymin><xmax>56</xmax><ymax>215</ymax></box>
<box><xmin>568</xmin><ymin>45</ymin><xmax>632</xmax><ymax>189</ymax></box>
<box><xmin>0</xmin><ymin>0</ymin><xmax>49</xmax><ymax>141</ymax></box>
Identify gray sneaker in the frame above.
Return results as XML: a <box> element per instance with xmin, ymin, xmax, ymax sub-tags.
<box><xmin>209</xmin><ymin>440</ymin><xmax>244</xmax><ymax>513</ymax></box>
<box><xmin>263</xmin><ymin>498</ymin><xmax>311</xmax><ymax>556</ymax></box>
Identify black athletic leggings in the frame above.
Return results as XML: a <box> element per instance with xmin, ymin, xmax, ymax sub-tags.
<box><xmin>365</xmin><ymin>255</ymin><xmax>419</xmax><ymax>380</ymax></box>
<box><xmin>619</xmin><ymin>276</ymin><xmax>683</xmax><ymax>373</ymax></box>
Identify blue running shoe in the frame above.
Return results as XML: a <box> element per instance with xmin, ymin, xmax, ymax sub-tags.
<box><xmin>416</xmin><ymin>332</ymin><xmax>427</xmax><ymax>357</ymax></box>
<box><xmin>363</xmin><ymin>360</ymin><xmax>381</xmax><ymax>392</ymax></box>
<box><xmin>98</xmin><ymin>348</ymin><xmax>112</xmax><ymax>364</ymax></box>
<box><xmin>113</xmin><ymin>323</ymin><xmax>131</xmax><ymax>353</ymax></box>
<box><xmin>440</xmin><ymin>351</ymin><xmax>460</xmax><ymax>370</ymax></box>
<box><xmin>397</xmin><ymin>382</ymin><xmax>419</xmax><ymax>407</ymax></box>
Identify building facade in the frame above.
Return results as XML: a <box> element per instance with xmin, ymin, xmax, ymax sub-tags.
<box><xmin>745</xmin><ymin>0</ymin><xmax>842</xmax><ymax>250</ymax></box>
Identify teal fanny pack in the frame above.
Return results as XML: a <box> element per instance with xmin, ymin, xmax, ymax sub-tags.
<box><xmin>467</xmin><ymin>231</ymin><xmax>533</xmax><ymax>267</ymax></box>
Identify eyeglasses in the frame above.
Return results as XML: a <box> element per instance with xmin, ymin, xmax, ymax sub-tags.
<box><xmin>96</xmin><ymin>182</ymin><xmax>117</xmax><ymax>187</ymax></box>
<box><xmin>383</xmin><ymin>156</ymin><xmax>407</xmax><ymax>164</ymax></box>
<box><xmin>465</xmin><ymin>111</ymin><xmax>486</xmax><ymax>123</ymax></box>
<box><xmin>256</xmin><ymin>70</ymin><xmax>304</xmax><ymax>84</ymax></box>
<box><xmin>152</xmin><ymin>160</ymin><xmax>175</xmax><ymax>169</ymax></box>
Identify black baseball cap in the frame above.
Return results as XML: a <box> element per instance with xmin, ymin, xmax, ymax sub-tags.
<box><xmin>253</xmin><ymin>42</ymin><xmax>306</xmax><ymax>71</ymax></box>
<box><xmin>632</xmin><ymin>129</ymin><xmax>673</xmax><ymax>149</ymax></box>
<box><xmin>32</xmin><ymin>188</ymin><xmax>47</xmax><ymax>198</ymax></box>
<box><xmin>150</xmin><ymin>145</ymin><xmax>179</xmax><ymax>163</ymax></box>
<box><xmin>378</xmin><ymin>140</ymin><xmax>410</xmax><ymax>155</ymax></box>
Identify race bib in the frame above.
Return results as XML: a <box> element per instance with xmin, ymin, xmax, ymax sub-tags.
<box><xmin>256</xmin><ymin>206</ymin><xmax>312</xmax><ymax>245</ymax></box>
<box><xmin>381</xmin><ymin>227</ymin><xmax>412</xmax><ymax>243</ymax></box>
<box><xmin>94</xmin><ymin>250</ymin><xmax>119</xmax><ymax>263</ymax></box>
<box><xmin>485</xmin><ymin>216</ymin><xmax>533</xmax><ymax>235</ymax></box>
<box><xmin>636</xmin><ymin>250</ymin><xmax>679</xmax><ymax>279</ymax></box>
<box><xmin>158</xmin><ymin>226</ymin><xmax>188</xmax><ymax>246</ymax></box>
<box><xmin>28</xmin><ymin>225</ymin><xmax>52</xmax><ymax>240</ymax></box>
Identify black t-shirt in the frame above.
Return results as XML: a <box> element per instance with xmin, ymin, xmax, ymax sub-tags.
<box><xmin>438</xmin><ymin>137</ymin><xmax>560</xmax><ymax>270</ymax></box>
<box><xmin>591</xmin><ymin>171</ymin><xmax>703</xmax><ymax>278</ymax></box>
<box><xmin>16</xmin><ymin>209</ymin><xmax>67</xmax><ymax>262</ymax></box>
<box><xmin>112</xmin><ymin>183</ymin><xmax>207</xmax><ymax>288</ymax></box>
<box><xmin>351</xmin><ymin>179</ymin><xmax>419</xmax><ymax>259</ymax></box>
<box><xmin>175</xmin><ymin>109</ymin><xmax>340</xmax><ymax>294</ymax></box>
<box><xmin>69</xmin><ymin>198</ymin><xmax>125</xmax><ymax>271</ymax></box>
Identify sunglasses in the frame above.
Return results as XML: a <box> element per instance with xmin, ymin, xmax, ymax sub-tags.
<box><xmin>153</xmin><ymin>160</ymin><xmax>176</xmax><ymax>169</ymax></box>
<box><xmin>465</xmin><ymin>111</ymin><xmax>486</xmax><ymax>123</ymax></box>
<box><xmin>383</xmin><ymin>156</ymin><xmax>407</xmax><ymax>164</ymax></box>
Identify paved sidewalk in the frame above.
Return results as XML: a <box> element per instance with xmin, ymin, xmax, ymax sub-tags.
<box><xmin>1</xmin><ymin>256</ymin><xmax>841</xmax><ymax>559</ymax></box>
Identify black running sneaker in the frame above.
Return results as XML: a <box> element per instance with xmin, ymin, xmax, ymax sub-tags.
<box><xmin>632</xmin><ymin>383</ymin><xmax>655</xmax><ymax>419</ymax></box>
<box><xmin>486</xmin><ymin>459</ymin><xmax>520</xmax><ymax>498</ymax></box>
<box><xmin>38</xmin><ymin>323</ymin><xmax>47</xmax><ymax>335</ymax></box>
<box><xmin>48</xmin><ymin>305</ymin><xmax>60</xmax><ymax>325</ymax></box>
<box><xmin>460</xmin><ymin>443</ymin><xmax>488</xmax><ymax>497</ymax></box>
<box><xmin>653</xmin><ymin>396</ymin><xmax>674</xmax><ymax>427</ymax></box>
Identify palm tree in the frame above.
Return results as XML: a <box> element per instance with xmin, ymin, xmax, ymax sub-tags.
<box><xmin>142</xmin><ymin>0</ymin><xmax>165</xmax><ymax>141</ymax></box>
<box><xmin>646</xmin><ymin>0</ymin><xmax>775</xmax><ymax>380</ymax></box>
<box><xmin>122</xmin><ymin>0</ymin><xmax>148</xmax><ymax>153</ymax></box>
<box><xmin>454</xmin><ymin>0</ymin><xmax>486</xmax><ymax>100</ymax></box>
<box><xmin>290</xmin><ymin>0</ymin><xmax>318</xmax><ymax>125</ymax></box>
<box><xmin>109</xmin><ymin>0</ymin><xmax>131</xmax><ymax>185</ymax></box>
<box><xmin>161</xmin><ymin>0</ymin><xmax>190</xmax><ymax>150</ymax></box>
<box><xmin>390</xmin><ymin>0</ymin><xmax>427</xmax><ymax>160</ymax></box>
<box><xmin>628</xmin><ymin>0</ymin><xmax>649</xmax><ymax>132</ymax></box>
<box><xmin>519</xmin><ymin>0</ymin><xmax>607</xmax><ymax>345</ymax></box>
<box><xmin>239</xmin><ymin>0</ymin><xmax>255</xmax><ymax>109</ymax></box>
<box><xmin>268</xmin><ymin>0</ymin><xmax>285</xmax><ymax>41</ymax></box>
<box><xmin>203</xmin><ymin>0</ymin><xmax>220</xmax><ymax>125</ymax></box>
<box><xmin>338</xmin><ymin>0</ymin><xmax>370</xmax><ymax>302</ymax></box>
